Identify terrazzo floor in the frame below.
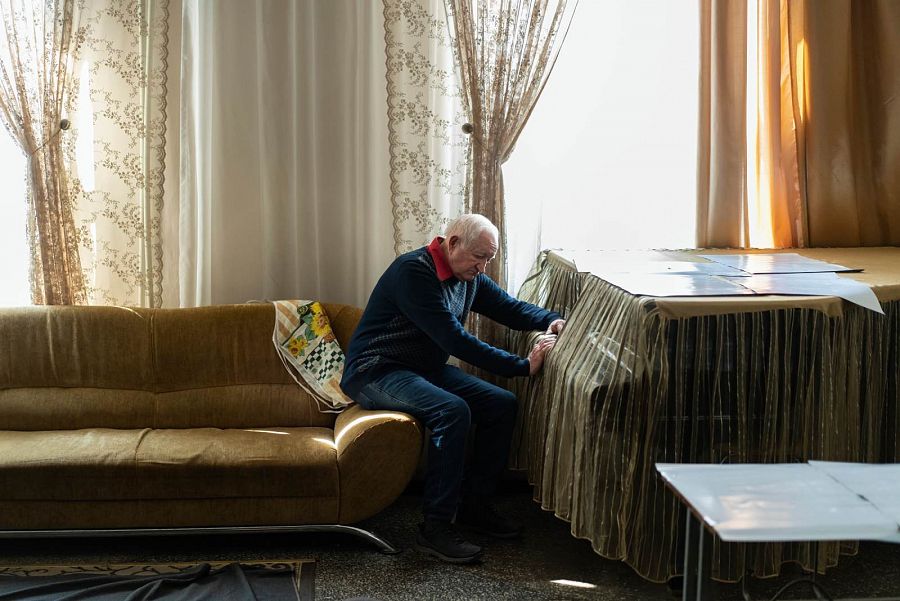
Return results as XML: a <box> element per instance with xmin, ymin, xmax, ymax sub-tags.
<box><xmin>2</xmin><ymin>483</ymin><xmax>900</xmax><ymax>600</ymax></box>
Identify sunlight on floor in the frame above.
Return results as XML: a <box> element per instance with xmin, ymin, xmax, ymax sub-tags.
<box><xmin>550</xmin><ymin>578</ymin><xmax>598</xmax><ymax>589</ymax></box>
<box><xmin>244</xmin><ymin>429</ymin><xmax>290</xmax><ymax>435</ymax></box>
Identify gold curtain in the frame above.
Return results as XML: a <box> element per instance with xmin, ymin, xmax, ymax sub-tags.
<box><xmin>754</xmin><ymin>0</ymin><xmax>806</xmax><ymax>248</ymax></box>
<box><xmin>445</xmin><ymin>0</ymin><xmax>577</xmax><ymax>290</ymax></box>
<box><xmin>0</xmin><ymin>0</ymin><xmax>86</xmax><ymax>305</ymax></box>
<box><xmin>801</xmin><ymin>1</ymin><xmax>900</xmax><ymax>246</ymax></box>
<box><xmin>698</xmin><ymin>0</ymin><xmax>900</xmax><ymax>249</ymax></box>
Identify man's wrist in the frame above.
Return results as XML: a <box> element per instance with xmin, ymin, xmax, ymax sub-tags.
<box><xmin>518</xmin><ymin>357</ymin><xmax>531</xmax><ymax>377</ymax></box>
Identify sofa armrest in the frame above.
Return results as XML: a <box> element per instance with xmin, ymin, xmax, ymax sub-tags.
<box><xmin>334</xmin><ymin>404</ymin><xmax>422</xmax><ymax>524</ymax></box>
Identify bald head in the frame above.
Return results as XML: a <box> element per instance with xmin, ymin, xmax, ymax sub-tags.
<box><xmin>444</xmin><ymin>214</ymin><xmax>499</xmax><ymax>250</ymax></box>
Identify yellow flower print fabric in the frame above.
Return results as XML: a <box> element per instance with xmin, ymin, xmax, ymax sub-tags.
<box><xmin>273</xmin><ymin>300</ymin><xmax>353</xmax><ymax>412</ymax></box>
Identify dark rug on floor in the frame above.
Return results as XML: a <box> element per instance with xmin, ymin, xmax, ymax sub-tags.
<box><xmin>0</xmin><ymin>559</ymin><xmax>315</xmax><ymax>601</ymax></box>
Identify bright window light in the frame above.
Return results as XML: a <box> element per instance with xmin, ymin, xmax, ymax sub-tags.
<box><xmin>0</xmin><ymin>129</ymin><xmax>29</xmax><ymax>307</ymax></box>
<box><xmin>505</xmin><ymin>0</ymin><xmax>700</xmax><ymax>293</ymax></box>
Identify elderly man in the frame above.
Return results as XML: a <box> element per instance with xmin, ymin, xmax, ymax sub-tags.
<box><xmin>340</xmin><ymin>214</ymin><xmax>565</xmax><ymax>564</ymax></box>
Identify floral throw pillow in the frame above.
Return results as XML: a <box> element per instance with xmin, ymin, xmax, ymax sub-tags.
<box><xmin>272</xmin><ymin>300</ymin><xmax>353</xmax><ymax>412</ymax></box>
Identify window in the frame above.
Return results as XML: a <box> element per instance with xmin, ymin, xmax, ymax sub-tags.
<box><xmin>505</xmin><ymin>0</ymin><xmax>700</xmax><ymax>293</ymax></box>
<box><xmin>0</xmin><ymin>130</ymin><xmax>29</xmax><ymax>306</ymax></box>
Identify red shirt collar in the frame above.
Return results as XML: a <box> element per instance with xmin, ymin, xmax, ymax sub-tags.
<box><xmin>427</xmin><ymin>237</ymin><xmax>454</xmax><ymax>281</ymax></box>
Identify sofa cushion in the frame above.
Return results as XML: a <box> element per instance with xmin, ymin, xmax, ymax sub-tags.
<box><xmin>0</xmin><ymin>306</ymin><xmax>154</xmax><ymax>390</ymax></box>
<box><xmin>0</xmin><ymin>304</ymin><xmax>365</xmax><ymax>430</ymax></box>
<box><xmin>150</xmin><ymin>303</ymin><xmax>361</xmax><ymax>395</ymax></box>
<box><xmin>151</xmin><ymin>305</ymin><xmax>295</xmax><ymax>392</ymax></box>
<box><xmin>0</xmin><ymin>385</ymin><xmax>335</xmax><ymax>431</ymax></box>
<box><xmin>0</xmin><ymin>428</ymin><xmax>339</xmax><ymax>501</ymax></box>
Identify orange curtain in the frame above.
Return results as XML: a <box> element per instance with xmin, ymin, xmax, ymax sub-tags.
<box><xmin>698</xmin><ymin>0</ymin><xmax>900</xmax><ymax>249</ymax></box>
<box><xmin>752</xmin><ymin>0</ymin><xmax>806</xmax><ymax>247</ymax></box>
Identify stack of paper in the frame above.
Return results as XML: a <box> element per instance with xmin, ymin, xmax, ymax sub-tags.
<box><xmin>564</xmin><ymin>251</ymin><xmax>882</xmax><ymax>314</ymax></box>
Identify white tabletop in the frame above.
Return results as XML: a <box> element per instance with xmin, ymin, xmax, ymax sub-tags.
<box><xmin>656</xmin><ymin>463</ymin><xmax>900</xmax><ymax>543</ymax></box>
<box><xmin>809</xmin><ymin>461</ymin><xmax>900</xmax><ymax>541</ymax></box>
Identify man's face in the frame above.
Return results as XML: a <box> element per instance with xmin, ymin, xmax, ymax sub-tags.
<box><xmin>447</xmin><ymin>231</ymin><xmax>498</xmax><ymax>282</ymax></box>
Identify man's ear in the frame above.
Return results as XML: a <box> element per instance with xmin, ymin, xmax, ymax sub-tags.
<box><xmin>447</xmin><ymin>235</ymin><xmax>461</xmax><ymax>250</ymax></box>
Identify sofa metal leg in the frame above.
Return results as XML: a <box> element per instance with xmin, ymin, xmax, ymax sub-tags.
<box><xmin>323</xmin><ymin>525</ymin><xmax>402</xmax><ymax>554</ymax></box>
<box><xmin>0</xmin><ymin>524</ymin><xmax>401</xmax><ymax>554</ymax></box>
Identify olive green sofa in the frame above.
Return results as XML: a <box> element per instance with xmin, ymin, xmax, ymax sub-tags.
<box><xmin>0</xmin><ymin>303</ymin><xmax>421</xmax><ymax>551</ymax></box>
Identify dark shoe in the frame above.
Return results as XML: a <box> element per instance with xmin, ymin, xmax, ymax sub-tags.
<box><xmin>455</xmin><ymin>501</ymin><xmax>522</xmax><ymax>539</ymax></box>
<box><xmin>666</xmin><ymin>575</ymin><xmax>683</xmax><ymax>597</ymax></box>
<box><xmin>414</xmin><ymin>520</ymin><xmax>483</xmax><ymax>564</ymax></box>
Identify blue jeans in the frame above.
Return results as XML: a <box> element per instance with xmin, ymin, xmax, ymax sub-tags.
<box><xmin>353</xmin><ymin>364</ymin><xmax>518</xmax><ymax>522</ymax></box>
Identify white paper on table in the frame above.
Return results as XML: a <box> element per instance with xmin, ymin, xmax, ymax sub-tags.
<box><xmin>809</xmin><ymin>461</ymin><xmax>900</xmax><ymax>536</ymax></box>
<box><xmin>597</xmin><ymin>273</ymin><xmax>755</xmax><ymax>297</ymax></box>
<box><xmin>656</xmin><ymin>463</ymin><xmax>899</xmax><ymax>542</ymax></box>
<box><xmin>723</xmin><ymin>272</ymin><xmax>883</xmax><ymax>314</ymax></box>
<box><xmin>700</xmin><ymin>253</ymin><xmax>860</xmax><ymax>274</ymax></box>
<box><xmin>573</xmin><ymin>257</ymin><xmax>748</xmax><ymax>277</ymax></box>
<box><xmin>559</xmin><ymin>249</ymin><xmax>674</xmax><ymax>269</ymax></box>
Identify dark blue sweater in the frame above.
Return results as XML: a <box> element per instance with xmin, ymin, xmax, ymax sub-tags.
<box><xmin>340</xmin><ymin>245</ymin><xmax>561</xmax><ymax>398</ymax></box>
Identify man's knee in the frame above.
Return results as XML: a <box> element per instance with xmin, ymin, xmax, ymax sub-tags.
<box><xmin>493</xmin><ymin>388</ymin><xmax>519</xmax><ymax>420</ymax></box>
<box><xmin>433</xmin><ymin>395</ymin><xmax>472</xmax><ymax>430</ymax></box>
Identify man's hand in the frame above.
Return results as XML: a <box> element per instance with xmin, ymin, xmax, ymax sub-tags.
<box><xmin>546</xmin><ymin>319</ymin><xmax>566</xmax><ymax>336</ymax></box>
<box><xmin>528</xmin><ymin>335</ymin><xmax>557</xmax><ymax>376</ymax></box>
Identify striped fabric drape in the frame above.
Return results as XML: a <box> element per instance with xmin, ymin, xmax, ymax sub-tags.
<box><xmin>506</xmin><ymin>250</ymin><xmax>900</xmax><ymax>582</ymax></box>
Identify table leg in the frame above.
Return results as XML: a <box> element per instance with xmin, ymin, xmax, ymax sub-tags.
<box><xmin>683</xmin><ymin>510</ymin><xmax>699</xmax><ymax>600</ymax></box>
<box><xmin>683</xmin><ymin>510</ymin><xmax>717</xmax><ymax>601</ymax></box>
<box><xmin>695</xmin><ymin>523</ymin><xmax>716</xmax><ymax>600</ymax></box>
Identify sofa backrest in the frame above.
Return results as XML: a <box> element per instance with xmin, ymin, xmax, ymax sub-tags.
<box><xmin>0</xmin><ymin>303</ymin><xmax>362</xmax><ymax>431</ymax></box>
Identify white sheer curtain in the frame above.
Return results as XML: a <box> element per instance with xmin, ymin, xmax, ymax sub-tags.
<box><xmin>179</xmin><ymin>0</ymin><xmax>393</xmax><ymax>308</ymax></box>
<box><xmin>505</xmin><ymin>0</ymin><xmax>699</xmax><ymax>294</ymax></box>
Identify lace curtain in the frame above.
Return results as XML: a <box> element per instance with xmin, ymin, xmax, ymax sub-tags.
<box><xmin>384</xmin><ymin>0</ymin><xmax>470</xmax><ymax>254</ymax></box>
<box><xmin>444</xmin><ymin>0</ymin><xmax>576</xmax><ymax>290</ymax></box>
<box><xmin>0</xmin><ymin>0</ymin><xmax>86</xmax><ymax>305</ymax></box>
<box><xmin>66</xmin><ymin>0</ymin><xmax>169</xmax><ymax>306</ymax></box>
